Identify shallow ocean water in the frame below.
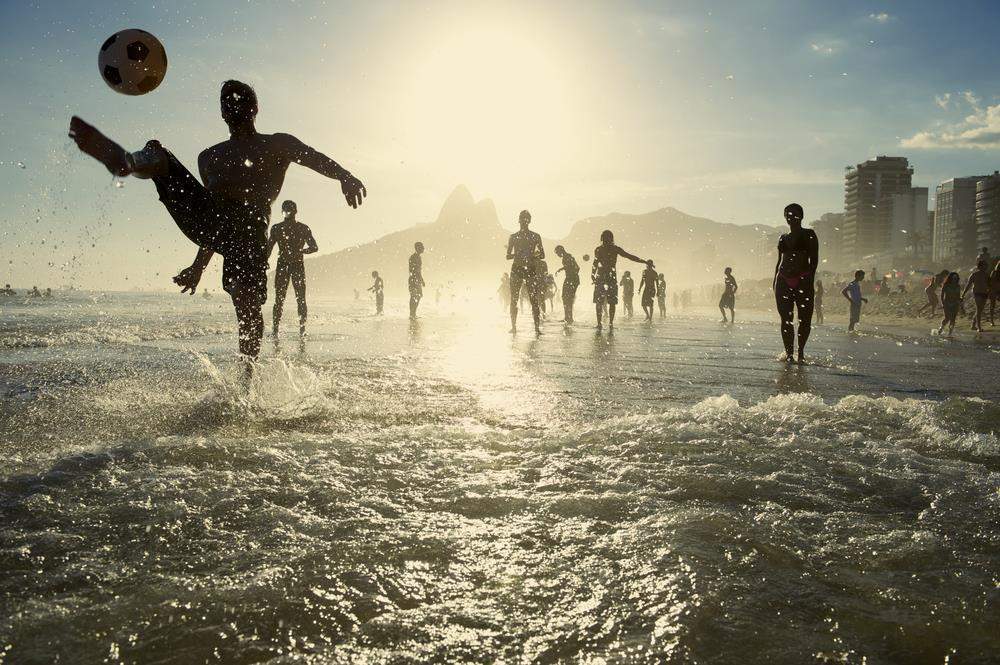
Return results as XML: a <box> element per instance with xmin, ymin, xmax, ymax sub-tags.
<box><xmin>1</xmin><ymin>292</ymin><xmax>998</xmax><ymax>663</ymax></box>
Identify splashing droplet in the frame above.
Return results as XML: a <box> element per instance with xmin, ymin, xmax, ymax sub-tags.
<box><xmin>244</xmin><ymin>159</ymin><xmax>253</xmax><ymax>167</ymax></box>
<box><xmin>16</xmin><ymin>161</ymin><xmax>26</xmax><ymax>169</ymax></box>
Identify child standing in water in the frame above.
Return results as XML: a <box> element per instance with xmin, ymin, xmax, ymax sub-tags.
<box><xmin>938</xmin><ymin>272</ymin><xmax>961</xmax><ymax>336</ymax></box>
<box><xmin>841</xmin><ymin>270</ymin><xmax>868</xmax><ymax>332</ymax></box>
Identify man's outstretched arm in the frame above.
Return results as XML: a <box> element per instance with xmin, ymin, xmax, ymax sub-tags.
<box><xmin>616</xmin><ymin>246</ymin><xmax>644</xmax><ymax>264</ymax></box>
<box><xmin>276</xmin><ymin>133</ymin><xmax>367</xmax><ymax>208</ymax></box>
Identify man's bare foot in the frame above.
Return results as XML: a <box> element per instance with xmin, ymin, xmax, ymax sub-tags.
<box><xmin>69</xmin><ymin>116</ymin><xmax>129</xmax><ymax>176</ymax></box>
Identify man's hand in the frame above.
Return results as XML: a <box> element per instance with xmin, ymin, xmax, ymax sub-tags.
<box><xmin>341</xmin><ymin>173</ymin><xmax>367</xmax><ymax>209</ymax></box>
<box><xmin>173</xmin><ymin>265</ymin><xmax>204</xmax><ymax>295</ymax></box>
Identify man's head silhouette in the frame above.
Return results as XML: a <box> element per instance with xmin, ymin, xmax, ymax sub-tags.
<box><xmin>414</xmin><ymin>241</ymin><xmax>424</xmax><ymax>254</ymax></box>
<box><xmin>600</xmin><ymin>230</ymin><xmax>614</xmax><ymax>244</ymax></box>
<box><xmin>220</xmin><ymin>80</ymin><xmax>258</xmax><ymax>129</ymax></box>
<box><xmin>784</xmin><ymin>203</ymin><xmax>804</xmax><ymax>225</ymax></box>
<box><xmin>519</xmin><ymin>210</ymin><xmax>531</xmax><ymax>228</ymax></box>
<box><xmin>554</xmin><ymin>245</ymin><xmax>565</xmax><ymax>257</ymax></box>
<box><xmin>281</xmin><ymin>200</ymin><xmax>297</xmax><ymax>216</ymax></box>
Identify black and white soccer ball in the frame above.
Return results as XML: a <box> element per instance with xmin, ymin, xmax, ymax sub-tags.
<box><xmin>98</xmin><ymin>29</ymin><xmax>167</xmax><ymax>95</ymax></box>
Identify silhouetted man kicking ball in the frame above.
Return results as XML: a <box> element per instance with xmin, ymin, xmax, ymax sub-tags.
<box><xmin>506</xmin><ymin>210</ymin><xmax>544</xmax><ymax>334</ymax></box>
<box><xmin>68</xmin><ymin>80</ymin><xmax>366</xmax><ymax>371</ymax></box>
<box><xmin>409</xmin><ymin>242</ymin><xmax>425</xmax><ymax>319</ymax></box>
<box><xmin>268</xmin><ymin>200</ymin><xmax>318</xmax><ymax>339</ymax></box>
<box><xmin>592</xmin><ymin>230</ymin><xmax>645</xmax><ymax>331</ymax></box>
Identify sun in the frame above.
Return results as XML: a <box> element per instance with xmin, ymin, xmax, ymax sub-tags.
<box><xmin>402</xmin><ymin>22</ymin><xmax>581</xmax><ymax>186</ymax></box>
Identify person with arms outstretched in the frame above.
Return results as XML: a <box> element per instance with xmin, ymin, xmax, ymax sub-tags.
<box><xmin>774</xmin><ymin>203</ymin><xmax>819</xmax><ymax>363</ymax></box>
<box><xmin>408</xmin><ymin>242</ymin><xmax>425</xmax><ymax>319</ymax></box>
<box><xmin>719</xmin><ymin>267</ymin><xmax>737</xmax><ymax>323</ymax></box>
<box><xmin>639</xmin><ymin>261</ymin><xmax>657</xmax><ymax>321</ymax></box>
<box><xmin>68</xmin><ymin>80</ymin><xmax>365</xmax><ymax>371</ymax></box>
<box><xmin>368</xmin><ymin>270</ymin><xmax>384</xmax><ymax>315</ymax></box>
<box><xmin>620</xmin><ymin>271</ymin><xmax>635</xmax><ymax>318</ymax></box>
<box><xmin>592</xmin><ymin>230</ymin><xmax>645</xmax><ymax>331</ymax></box>
<box><xmin>553</xmin><ymin>245</ymin><xmax>579</xmax><ymax>324</ymax></box>
<box><xmin>268</xmin><ymin>200</ymin><xmax>318</xmax><ymax>338</ymax></box>
<box><xmin>506</xmin><ymin>210</ymin><xmax>544</xmax><ymax>334</ymax></box>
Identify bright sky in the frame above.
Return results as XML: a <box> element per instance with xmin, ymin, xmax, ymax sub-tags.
<box><xmin>2</xmin><ymin>0</ymin><xmax>1000</xmax><ymax>289</ymax></box>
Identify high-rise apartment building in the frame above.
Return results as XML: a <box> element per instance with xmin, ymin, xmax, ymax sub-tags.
<box><xmin>843</xmin><ymin>156</ymin><xmax>913</xmax><ymax>261</ymax></box>
<box><xmin>810</xmin><ymin>212</ymin><xmax>845</xmax><ymax>270</ymax></box>
<box><xmin>933</xmin><ymin>176</ymin><xmax>989</xmax><ymax>264</ymax></box>
<box><xmin>975</xmin><ymin>172</ymin><xmax>1000</xmax><ymax>258</ymax></box>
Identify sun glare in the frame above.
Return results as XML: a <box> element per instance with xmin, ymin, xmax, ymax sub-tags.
<box><xmin>404</xmin><ymin>23</ymin><xmax>581</xmax><ymax>184</ymax></box>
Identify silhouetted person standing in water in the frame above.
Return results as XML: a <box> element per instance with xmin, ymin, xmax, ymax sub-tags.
<box><xmin>774</xmin><ymin>203</ymin><xmax>819</xmax><ymax>363</ymax></box>
<box><xmin>507</xmin><ymin>210</ymin><xmax>544</xmax><ymax>334</ymax></box>
<box><xmin>639</xmin><ymin>260</ymin><xmax>657</xmax><ymax>321</ymax></box>
<box><xmin>963</xmin><ymin>259</ymin><xmax>990</xmax><ymax>332</ymax></box>
<box><xmin>592</xmin><ymin>230</ymin><xmax>646</xmax><ymax>331</ymax></box>
<box><xmin>719</xmin><ymin>267</ymin><xmax>737</xmax><ymax>323</ymax></box>
<box><xmin>620</xmin><ymin>271</ymin><xmax>635</xmax><ymax>318</ymax></box>
<box><xmin>657</xmin><ymin>273</ymin><xmax>667</xmax><ymax>318</ymax></box>
<box><xmin>68</xmin><ymin>80</ymin><xmax>365</xmax><ymax>370</ymax></box>
<box><xmin>268</xmin><ymin>200</ymin><xmax>318</xmax><ymax>338</ymax></box>
<box><xmin>409</xmin><ymin>242</ymin><xmax>425</xmax><ymax>319</ymax></box>
<box><xmin>368</xmin><ymin>270</ymin><xmax>384</xmax><ymax>315</ymax></box>
<box><xmin>554</xmin><ymin>245</ymin><xmax>579</xmax><ymax>324</ymax></box>
<box><xmin>815</xmin><ymin>279</ymin><xmax>825</xmax><ymax>324</ymax></box>
<box><xmin>938</xmin><ymin>272</ymin><xmax>961</xmax><ymax>336</ymax></box>
<box><xmin>917</xmin><ymin>272</ymin><xmax>943</xmax><ymax>318</ymax></box>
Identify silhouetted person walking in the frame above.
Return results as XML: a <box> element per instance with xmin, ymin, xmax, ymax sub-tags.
<box><xmin>639</xmin><ymin>260</ymin><xmax>657</xmax><ymax>321</ymax></box>
<box><xmin>656</xmin><ymin>273</ymin><xmax>667</xmax><ymax>317</ymax></box>
<box><xmin>815</xmin><ymin>279</ymin><xmax>825</xmax><ymax>324</ymax></box>
<box><xmin>917</xmin><ymin>273</ymin><xmax>942</xmax><ymax>318</ymax></box>
<box><xmin>368</xmin><ymin>270</ymin><xmax>384</xmax><ymax>315</ymax></box>
<box><xmin>963</xmin><ymin>259</ymin><xmax>989</xmax><ymax>332</ymax></box>
<box><xmin>68</xmin><ymin>80</ymin><xmax>365</xmax><ymax>369</ymax></box>
<box><xmin>507</xmin><ymin>210</ymin><xmax>544</xmax><ymax>334</ymax></box>
<box><xmin>774</xmin><ymin>203</ymin><xmax>818</xmax><ymax>363</ymax></box>
<box><xmin>620</xmin><ymin>271</ymin><xmax>635</xmax><ymax>318</ymax></box>
<box><xmin>409</xmin><ymin>242</ymin><xmax>425</xmax><ymax>319</ymax></box>
<box><xmin>268</xmin><ymin>200</ymin><xmax>318</xmax><ymax>338</ymax></box>
<box><xmin>719</xmin><ymin>267</ymin><xmax>737</xmax><ymax>323</ymax></box>
<box><xmin>938</xmin><ymin>272</ymin><xmax>961</xmax><ymax>336</ymax></box>
<box><xmin>554</xmin><ymin>245</ymin><xmax>579</xmax><ymax>324</ymax></box>
<box><xmin>592</xmin><ymin>230</ymin><xmax>645</xmax><ymax>331</ymax></box>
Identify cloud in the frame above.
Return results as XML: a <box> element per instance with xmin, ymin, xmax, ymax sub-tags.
<box><xmin>809</xmin><ymin>39</ymin><xmax>843</xmax><ymax>56</ymax></box>
<box><xmin>901</xmin><ymin>93</ymin><xmax>1000</xmax><ymax>149</ymax></box>
<box><xmin>868</xmin><ymin>12</ymin><xmax>893</xmax><ymax>23</ymax></box>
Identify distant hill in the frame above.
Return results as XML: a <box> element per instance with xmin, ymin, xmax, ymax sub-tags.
<box><xmin>304</xmin><ymin>187</ymin><xmax>782</xmax><ymax>296</ymax></box>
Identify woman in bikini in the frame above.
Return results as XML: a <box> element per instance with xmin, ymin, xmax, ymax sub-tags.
<box><xmin>773</xmin><ymin>203</ymin><xmax>819</xmax><ymax>363</ymax></box>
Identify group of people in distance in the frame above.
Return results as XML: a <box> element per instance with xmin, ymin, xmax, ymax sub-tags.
<box><xmin>916</xmin><ymin>248</ymin><xmax>1000</xmax><ymax>336</ymax></box>
<box><xmin>503</xmin><ymin>210</ymin><xmax>660</xmax><ymax>334</ymax></box>
<box><xmin>0</xmin><ymin>285</ymin><xmax>51</xmax><ymax>298</ymax></box>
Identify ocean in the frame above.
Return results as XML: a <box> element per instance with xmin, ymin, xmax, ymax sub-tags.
<box><xmin>1</xmin><ymin>291</ymin><xmax>998</xmax><ymax>663</ymax></box>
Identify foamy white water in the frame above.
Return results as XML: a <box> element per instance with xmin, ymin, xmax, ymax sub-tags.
<box><xmin>1</xmin><ymin>292</ymin><xmax>999</xmax><ymax>663</ymax></box>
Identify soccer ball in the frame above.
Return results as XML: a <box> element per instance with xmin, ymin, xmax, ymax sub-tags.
<box><xmin>98</xmin><ymin>29</ymin><xmax>167</xmax><ymax>95</ymax></box>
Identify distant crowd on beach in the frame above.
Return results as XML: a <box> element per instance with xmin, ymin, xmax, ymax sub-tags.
<box><xmin>0</xmin><ymin>285</ymin><xmax>52</xmax><ymax>298</ymax></box>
